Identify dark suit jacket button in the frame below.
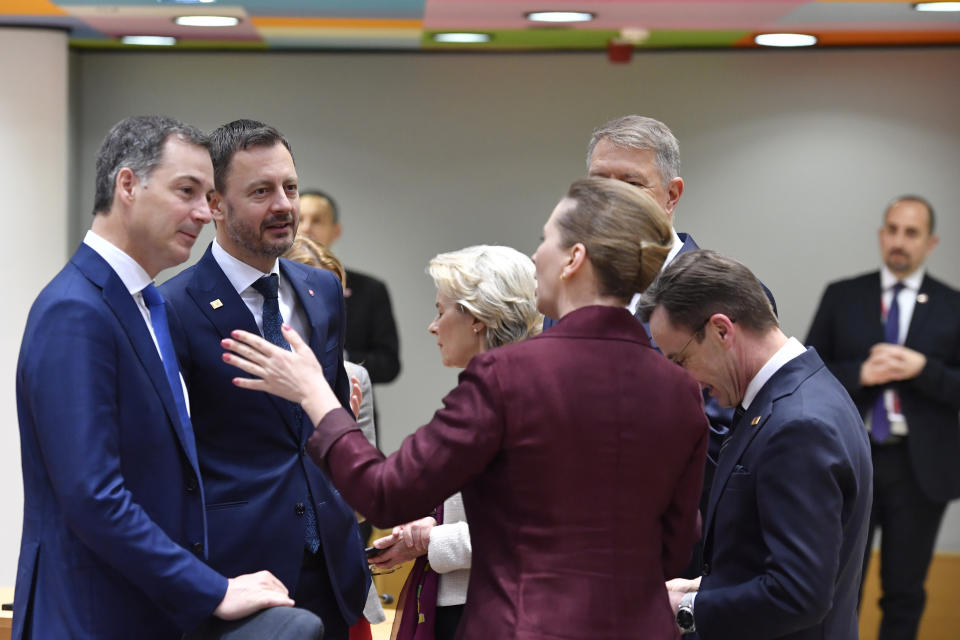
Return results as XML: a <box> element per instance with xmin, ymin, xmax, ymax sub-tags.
<box><xmin>702</xmin><ymin>562</ymin><xmax>711</xmax><ymax>576</ymax></box>
<box><xmin>295</xmin><ymin>502</ymin><xmax>306</xmax><ymax>516</ymax></box>
<box><xmin>192</xmin><ymin>542</ymin><xmax>204</xmax><ymax>556</ymax></box>
<box><xmin>185</xmin><ymin>477</ymin><xmax>198</xmax><ymax>492</ymax></box>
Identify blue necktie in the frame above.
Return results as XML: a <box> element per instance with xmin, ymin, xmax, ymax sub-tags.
<box><xmin>251</xmin><ymin>274</ymin><xmax>321</xmax><ymax>554</ymax></box>
<box><xmin>141</xmin><ymin>284</ymin><xmax>193</xmax><ymax>441</ymax></box>
<box><xmin>872</xmin><ymin>282</ymin><xmax>904</xmax><ymax>443</ymax></box>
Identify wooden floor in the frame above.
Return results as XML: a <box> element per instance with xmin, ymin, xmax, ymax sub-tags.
<box><xmin>1</xmin><ymin>586</ymin><xmax>12</xmax><ymax>640</ymax></box>
<box><xmin>370</xmin><ymin>608</ymin><xmax>395</xmax><ymax>640</ymax></box>
<box><xmin>859</xmin><ymin>551</ymin><xmax>959</xmax><ymax>640</ymax></box>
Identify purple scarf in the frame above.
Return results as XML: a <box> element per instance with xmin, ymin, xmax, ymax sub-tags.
<box><xmin>391</xmin><ymin>503</ymin><xmax>443</xmax><ymax>640</ymax></box>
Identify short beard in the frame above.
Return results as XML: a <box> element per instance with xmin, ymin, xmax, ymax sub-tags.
<box><xmin>225</xmin><ymin>205</ymin><xmax>295</xmax><ymax>261</ymax></box>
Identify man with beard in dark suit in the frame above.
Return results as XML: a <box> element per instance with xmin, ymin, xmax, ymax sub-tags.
<box><xmin>806</xmin><ymin>195</ymin><xmax>960</xmax><ymax>640</ymax></box>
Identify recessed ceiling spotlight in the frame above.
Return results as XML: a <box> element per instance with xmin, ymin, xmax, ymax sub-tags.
<box><xmin>913</xmin><ymin>2</ymin><xmax>960</xmax><ymax>11</ymax></box>
<box><xmin>754</xmin><ymin>33</ymin><xmax>818</xmax><ymax>47</ymax></box>
<box><xmin>432</xmin><ymin>32</ymin><xmax>491</xmax><ymax>43</ymax></box>
<box><xmin>122</xmin><ymin>35</ymin><xmax>178</xmax><ymax>46</ymax></box>
<box><xmin>525</xmin><ymin>11</ymin><xmax>595</xmax><ymax>23</ymax></box>
<box><xmin>174</xmin><ymin>15</ymin><xmax>239</xmax><ymax>27</ymax></box>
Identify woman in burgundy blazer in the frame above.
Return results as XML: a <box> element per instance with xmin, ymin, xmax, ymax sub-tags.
<box><xmin>224</xmin><ymin>177</ymin><xmax>709</xmax><ymax>640</ymax></box>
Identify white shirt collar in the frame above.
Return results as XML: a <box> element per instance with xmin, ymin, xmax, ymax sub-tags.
<box><xmin>742</xmin><ymin>337</ymin><xmax>807</xmax><ymax>410</ymax></box>
<box><xmin>211</xmin><ymin>238</ymin><xmax>280</xmax><ymax>295</ymax></box>
<box><xmin>880</xmin><ymin>264</ymin><xmax>924</xmax><ymax>292</ymax></box>
<box><xmin>83</xmin><ymin>230</ymin><xmax>153</xmax><ymax>295</ymax></box>
<box><xmin>663</xmin><ymin>228</ymin><xmax>684</xmax><ymax>269</ymax></box>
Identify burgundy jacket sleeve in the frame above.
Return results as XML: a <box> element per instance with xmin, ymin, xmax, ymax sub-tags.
<box><xmin>306</xmin><ymin>355</ymin><xmax>506</xmax><ymax>528</ymax></box>
<box><xmin>661</xmin><ymin>385</ymin><xmax>708</xmax><ymax>578</ymax></box>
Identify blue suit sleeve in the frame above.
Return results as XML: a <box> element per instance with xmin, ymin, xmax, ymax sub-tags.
<box><xmin>20</xmin><ymin>297</ymin><xmax>227</xmax><ymax>629</ymax></box>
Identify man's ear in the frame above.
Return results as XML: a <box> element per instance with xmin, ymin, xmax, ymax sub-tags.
<box><xmin>115</xmin><ymin>168</ymin><xmax>138</xmax><ymax>206</ymax></box>
<box><xmin>709</xmin><ymin>313</ymin><xmax>736</xmax><ymax>342</ymax></box>
<box><xmin>664</xmin><ymin>176</ymin><xmax>684</xmax><ymax>218</ymax></box>
<box><xmin>209</xmin><ymin>192</ymin><xmax>226</xmax><ymax>223</ymax></box>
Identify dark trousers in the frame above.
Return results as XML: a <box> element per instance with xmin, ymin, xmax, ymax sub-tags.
<box><xmin>296</xmin><ymin>548</ymin><xmax>349</xmax><ymax>640</ymax></box>
<box><xmin>183</xmin><ymin>606</ymin><xmax>324</xmax><ymax>640</ymax></box>
<box><xmin>860</xmin><ymin>441</ymin><xmax>947</xmax><ymax>640</ymax></box>
<box><xmin>434</xmin><ymin>604</ymin><xmax>464</xmax><ymax>640</ymax></box>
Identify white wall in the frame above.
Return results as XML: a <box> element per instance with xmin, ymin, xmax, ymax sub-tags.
<box><xmin>1</xmin><ymin>28</ymin><xmax>69</xmax><ymax>588</ymax></box>
<box><xmin>6</xmin><ymin>45</ymin><xmax>960</xmax><ymax>585</ymax></box>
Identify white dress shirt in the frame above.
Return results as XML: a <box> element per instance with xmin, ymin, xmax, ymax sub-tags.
<box><xmin>742</xmin><ymin>337</ymin><xmax>807</xmax><ymax>411</ymax></box>
<box><xmin>83</xmin><ymin>230</ymin><xmax>191</xmax><ymax>412</ymax></box>
<box><xmin>211</xmin><ymin>239</ymin><xmax>310</xmax><ymax>344</ymax></box>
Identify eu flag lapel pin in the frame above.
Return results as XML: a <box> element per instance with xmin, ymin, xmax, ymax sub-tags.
<box><xmin>210</xmin><ymin>299</ymin><xmax>223</xmax><ymax>309</ymax></box>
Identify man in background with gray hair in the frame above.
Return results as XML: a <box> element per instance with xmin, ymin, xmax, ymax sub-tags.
<box><xmin>545</xmin><ymin>115</ymin><xmax>777</xmax><ymax>577</ymax></box>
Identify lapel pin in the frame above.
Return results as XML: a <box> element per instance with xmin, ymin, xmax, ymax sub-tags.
<box><xmin>917</xmin><ymin>293</ymin><xmax>929</xmax><ymax>304</ymax></box>
<box><xmin>751</xmin><ymin>416</ymin><xmax>761</xmax><ymax>426</ymax></box>
<box><xmin>307</xmin><ymin>289</ymin><xmax>315</xmax><ymax>297</ymax></box>
<box><xmin>210</xmin><ymin>299</ymin><xmax>223</xmax><ymax>309</ymax></box>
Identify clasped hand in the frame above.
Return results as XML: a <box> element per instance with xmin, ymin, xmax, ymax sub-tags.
<box><xmin>860</xmin><ymin>342</ymin><xmax>926</xmax><ymax>386</ymax></box>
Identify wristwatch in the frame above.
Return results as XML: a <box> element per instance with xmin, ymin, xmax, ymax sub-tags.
<box><xmin>676</xmin><ymin>591</ymin><xmax>696</xmax><ymax>633</ymax></box>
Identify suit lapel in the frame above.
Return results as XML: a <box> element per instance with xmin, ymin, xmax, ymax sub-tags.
<box><xmin>702</xmin><ymin>402</ymin><xmax>769</xmax><ymax>547</ymax></box>
<box><xmin>702</xmin><ymin>350</ymin><xmax>822</xmax><ymax>557</ymax></box>
<box><xmin>72</xmin><ymin>245</ymin><xmax>202</xmax><ymax>476</ymax></box>
<box><xmin>281</xmin><ymin>259</ymin><xmax>341</xmax><ymax>442</ymax></box>
<box><xmin>904</xmin><ymin>275</ymin><xmax>934</xmax><ymax>347</ymax></box>
<box><xmin>676</xmin><ymin>232</ymin><xmax>700</xmax><ymax>255</ymax></box>
<box><xmin>280</xmin><ymin>260</ymin><xmax>321</xmax><ymax>355</ymax></box>
<box><xmin>186</xmin><ymin>249</ymin><xmax>300</xmax><ymax>440</ymax></box>
<box><xmin>863</xmin><ymin>273</ymin><xmax>885</xmax><ymax>343</ymax></box>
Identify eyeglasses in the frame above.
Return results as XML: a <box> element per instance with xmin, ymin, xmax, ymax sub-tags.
<box><xmin>670</xmin><ymin>317</ymin><xmax>709</xmax><ymax>367</ymax></box>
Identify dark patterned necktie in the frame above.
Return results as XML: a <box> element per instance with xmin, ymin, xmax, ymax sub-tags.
<box><xmin>719</xmin><ymin>404</ymin><xmax>746</xmax><ymax>458</ymax></box>
<box><xmin>251</xmin><ymin>274</ymin><xmax>289</xmax><ymax>350</ymax></box>
<box><xmin>871</xmin><ymin>282</ymin><xmax>904</xmax><ymax>443</ymax></box>
<box><xmin>251</xmin><ymin>274</ymin><xmax>320</xmax><ymax>554</ymax></box>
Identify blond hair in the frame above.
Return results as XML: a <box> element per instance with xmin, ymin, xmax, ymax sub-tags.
<box><xmin>557</xmin><ymin>177</ymin><xmax>673</xmax><ymax>301</ymax></box>
<box><xmin>284</xmin><ymin>235</ymin><xmax>346</xmax><ymax>286</ymax></box>
<box><xmin>428</xmin><ymin>245</ymin><xmax>542</xmax><ymax>350</ymax></box>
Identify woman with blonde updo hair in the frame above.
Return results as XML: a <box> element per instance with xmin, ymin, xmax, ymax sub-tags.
<box><xmin>224</xmin><ymin>177</ymin><xmax>709</xmax><ymax>639</ymax></box>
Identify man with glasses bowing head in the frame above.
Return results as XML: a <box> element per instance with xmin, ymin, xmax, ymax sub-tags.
<box><xmin>14</xmin><ymin>116</ymin><xmax>317</xmax><ymax>640</ymax></box>
<box><xmin>160</xmin><ymin>119</ymin><xmax>369</xmax><ymax>640</ymax></box>
<box><xmin>638</xmin><ymin>250</ymin><xmax>872</xmax><ymax>640</ymax></box>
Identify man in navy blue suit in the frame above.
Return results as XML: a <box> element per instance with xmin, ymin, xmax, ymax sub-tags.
<box><xmin>161</xmin><ymin>120</ymin><xmax>369</xmax><ymax>640</ymax></box>
<box><xmin>640</xmin><ymin>250</ymin><xmax>872</xmax><ymax>640</ymax></box>
<box><xmin>14</xmin><ymin>116</ymin><xmax>312</xmax><ymax>639</ymax></box>
<box><xmin>807</xmin><ymin>195</ymin><xmax>960</xmax><ymax>640</ymax></box>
